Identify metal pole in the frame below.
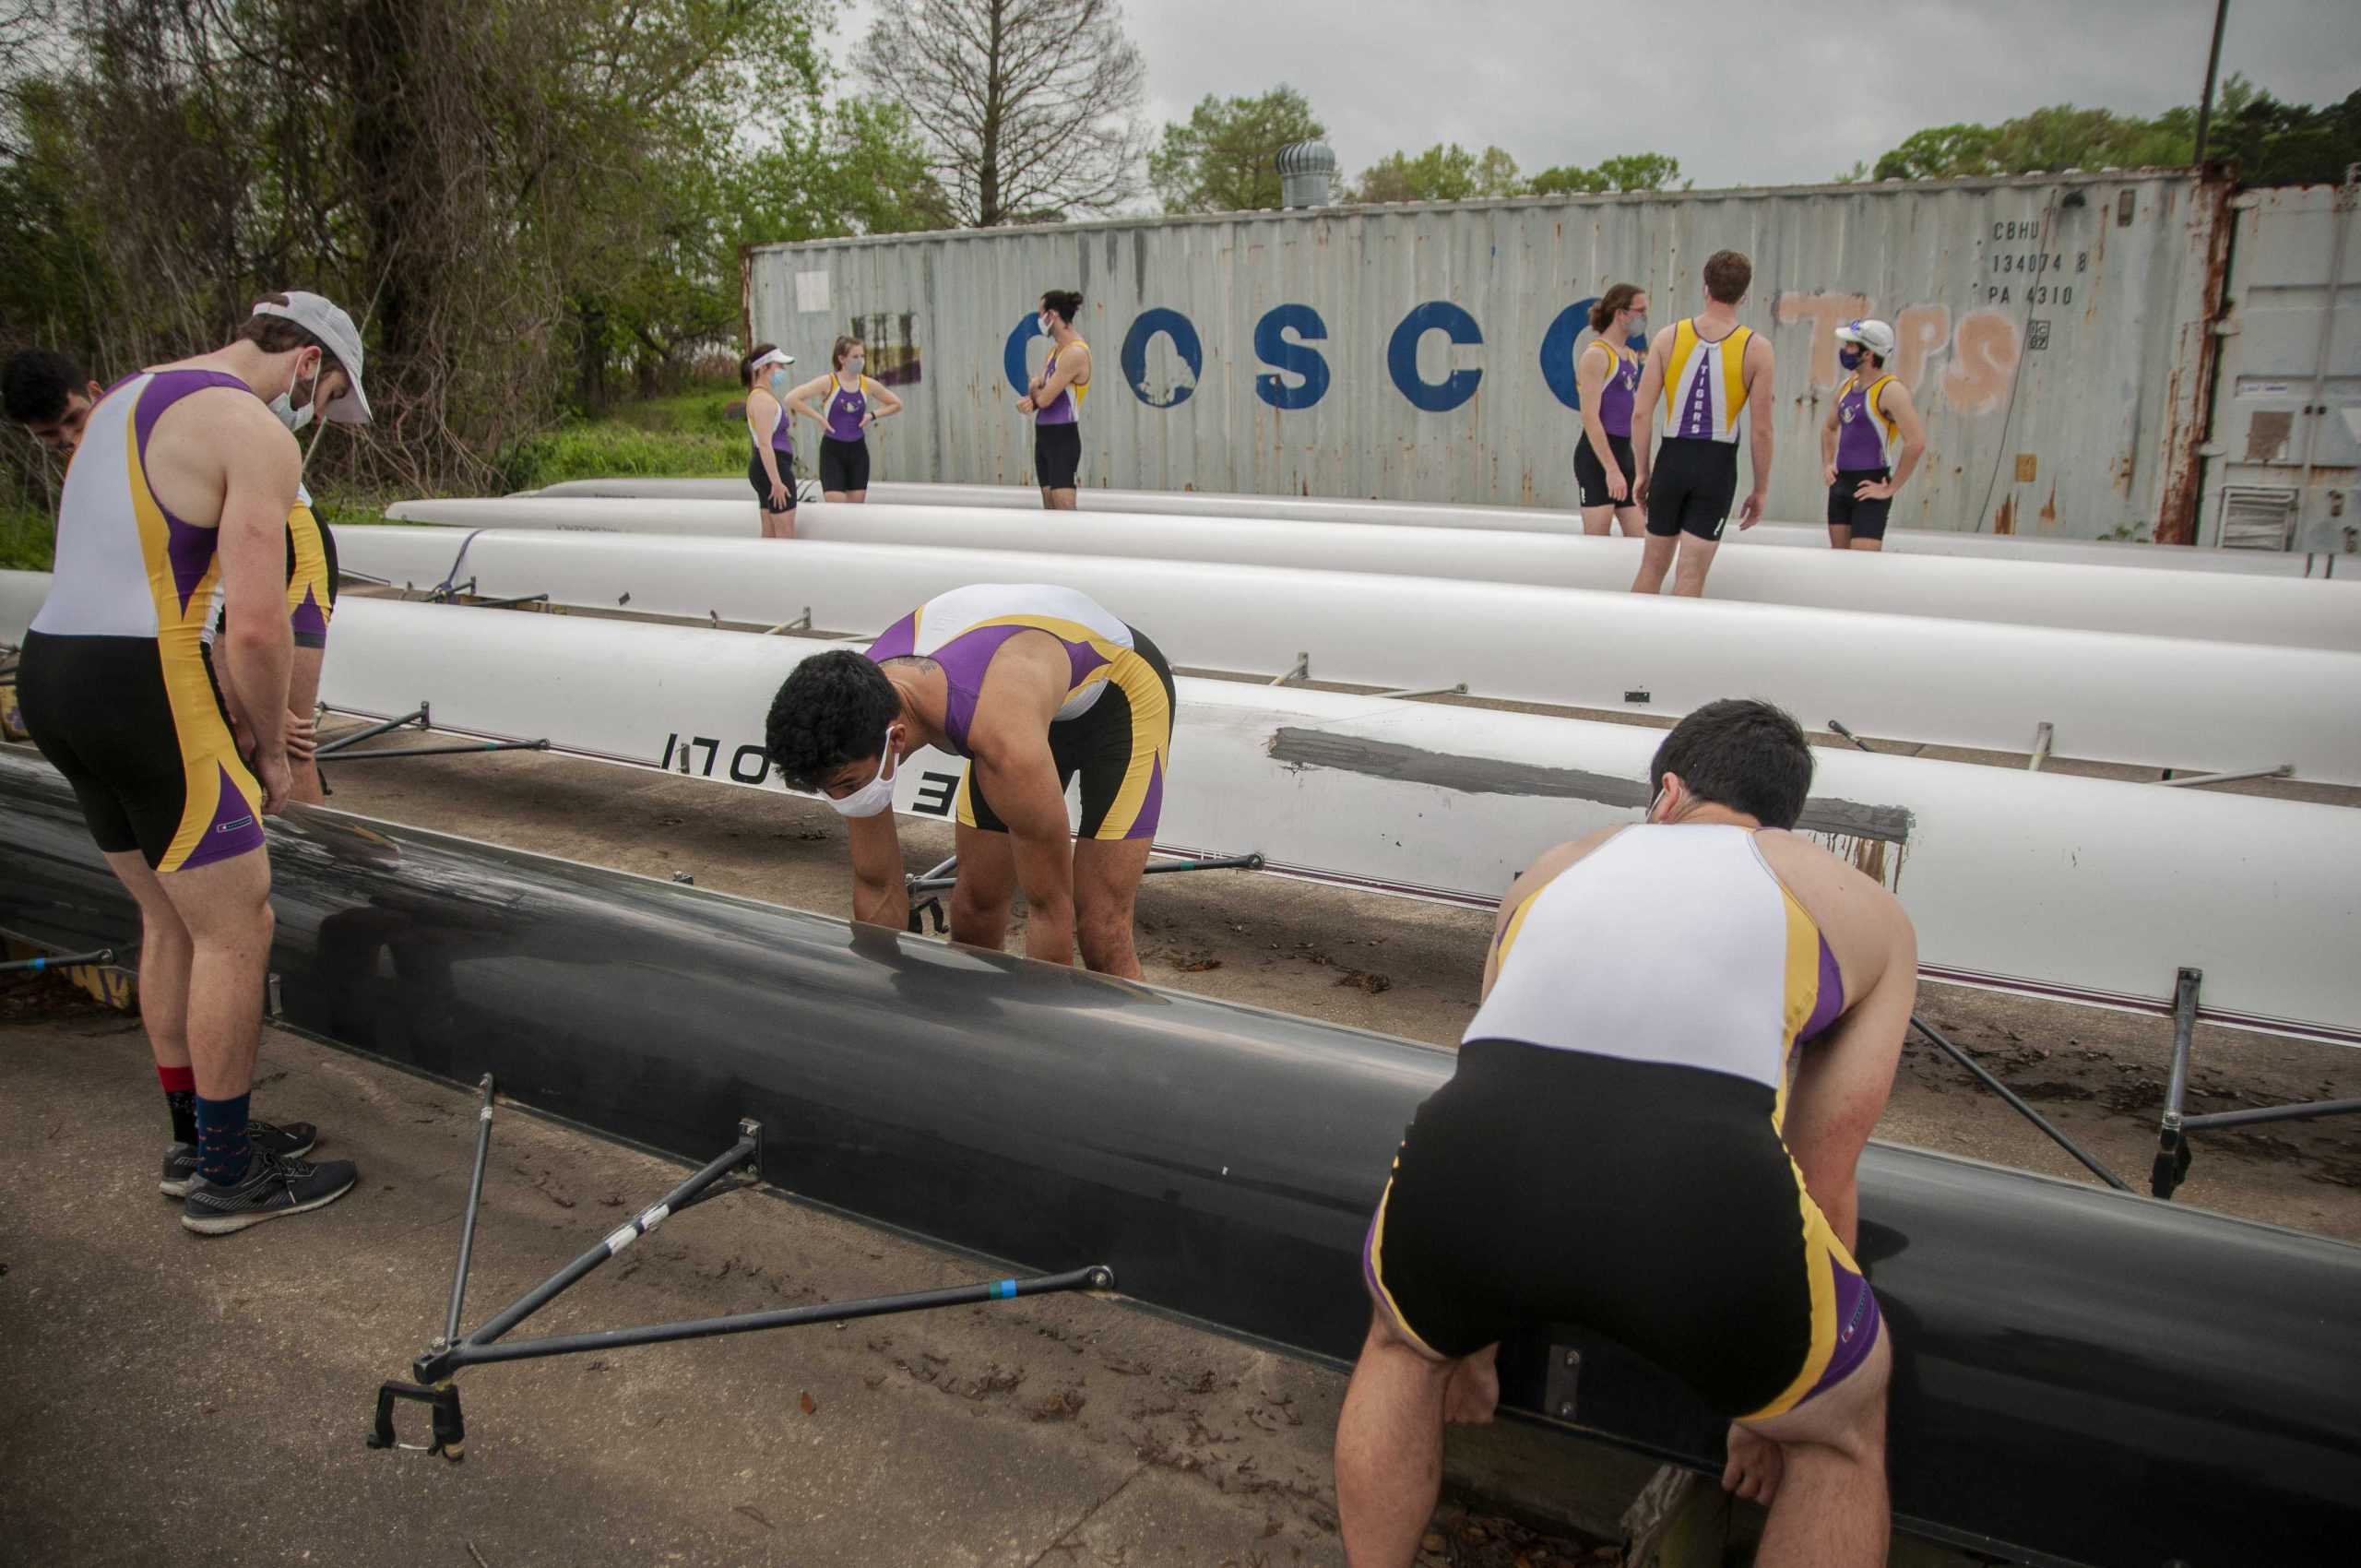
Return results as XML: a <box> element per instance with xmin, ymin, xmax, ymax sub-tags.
<box><xmin>441</xmin><ymin>1076</ymin><xmax>498</xmax><ymax>1349</ymax></box>
<box><xmin>2153</xmin><ymin>968</ymin><xmax>2202</xmax><ymax>1198</ymax></box>
<box><xmin>1912</xmin><ymin>1015</ymin><xmax>2130</xmax><ymax>1192</ymax></box>
<box><xmin>906</xmin><ymin>851</ymin><xmax>1263</xmax><ymax>895</ymax></box>
<box><xmin>0</xmin><ymin>945</ymin><xmax>115</xmax><ymax>973</ymax></box>
<box><xmin>324</xmin><ymin>740</ymin><xmax>552</xmax><ymax>763</ymax></box>
<box><xmin>436</xmin><ymin>1266</ymin><xmax>1113</xmax><ymax>1373</ymax></box>
<box><xmin>2026</xmin><ymin>722</ymin><xmax>2054</xmax><ymax>771</ymax></box>
<box><xmin>475</xmin><ymin>592</ymin><xmax>550</xmax><ymax>611</ymax></box>
<box><xmin>1373</xmin><ymin>683</ymin><xmax>1469</xmax><ymax>702</ymax></box>
<box><xmin>2192</xmin><ymin>0</ymin><xmax>2230</xmax><ymax>166</ymax></box>
<box><xmin>459</xmin><ymin>1125</ymin><xmax>758</xmax><ymax>1352</ymax></box>
<box><xmin>2183</xmin><ymin>1098</ymin><xmax>2361</xmax><ymax>1132</ymax></box>
<box><xmin>2156</xmin><ymin>764</ymin><xmax>2293</xmax><ymax>788</ymax></box>
<box><xmin>1826</xmin><ymin>719</ymin><xmax>1874</xmax><ymax>753</ymax></box>
<box><xmin>317</xmin><ymin>706</ymin><xmax>428</xmax><ymax>756</ymax></box>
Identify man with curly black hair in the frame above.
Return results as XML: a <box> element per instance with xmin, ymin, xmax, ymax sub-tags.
<box><xmin>765</xmin><ymin>583</ymin><xmax>1175</xmax><ymax>977</ymax></box>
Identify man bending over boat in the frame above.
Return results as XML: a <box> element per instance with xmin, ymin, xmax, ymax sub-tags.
<box><xmin>764</xmin><ymin>584</ymin><xmax>1176</xmax><ymax>978</ymax></box>
<box><xmin>1338</xmin><ymin>699</ymin><xmax>1916</xmax><ymax>1567</ymax></box>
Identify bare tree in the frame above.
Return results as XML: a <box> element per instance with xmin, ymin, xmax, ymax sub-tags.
<box><xmin>853</xmin><ymin>0</ymin><xmax>1145</xmax><ymax>227</ymax></box>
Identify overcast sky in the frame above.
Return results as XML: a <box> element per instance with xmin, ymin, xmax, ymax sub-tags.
<box><xmin>823</xmin><ymin>0</ymin><xmax>2361</xmax><ymax>192</ymax></box>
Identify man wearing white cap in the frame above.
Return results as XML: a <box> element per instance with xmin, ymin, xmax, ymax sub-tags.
<box><xmin>1821</xmin><ymin>319</ymin><xmax>1927</xmax><ymax>552</ymax></box>
<box><xmin>13</xmin><ymin>289</ymin><xmax>371</xmax><ymax>1234</ymax></box>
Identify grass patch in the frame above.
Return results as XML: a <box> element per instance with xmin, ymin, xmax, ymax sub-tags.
<box><xmin>3</xmin><ymin>502</ymin><xmax>54</xmax><ymax>572</ymax></box>
<box><xmin>496</xmin><ymin>382</ymin><xmax>750</xmax><ymax>493</ymax></box>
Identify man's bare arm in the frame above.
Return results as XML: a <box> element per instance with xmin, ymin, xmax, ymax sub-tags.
<box><xmin>972</xmin><ymin>740</ymin><xmax>1077</xmax><ymax>965</ymax></box>
<box><xmin>1883</xmin><ymin>381</ymin><xmax>1928</xmax><ymax>493</ymax></box>
<box><xmin>1575</xmin><ymin>343</ymin><xmax>1619</xmax><ymax>473</ymax></box>
<box><xmin>846</xmin><ymin>812</ymin><xmax>909</xmax><ymax>931</ymax></box>
<box><xmin>216</xmin><ymin>400</ymin><xmax>300</xmax><ymax>766</ymax></box>
<box><xmin>1782</xmin><ymin>909</ymin><xmax>1916</xmax><ymax>1252</ymax></box>
<box><xmin>1739</xmin><ymin>338</ymin><xmax>1776</xmax><ymax>527</ymax></box>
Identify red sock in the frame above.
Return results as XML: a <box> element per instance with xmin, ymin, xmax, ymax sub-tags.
<box><xmin>159</xmin><ymin>1064</ymin><xmax>197</xmax><ymax>1144</ymax></box>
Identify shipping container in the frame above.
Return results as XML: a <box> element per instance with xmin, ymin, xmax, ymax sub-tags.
<box><xmin>2199</xmin><ymin>177</ymin><xmax>2361</xmax><ymax>552</ymax></box>
<box><xmin>745</xmin><ymin>170</ymin><xmax>2236</xmax><ymax>540</ymax></box>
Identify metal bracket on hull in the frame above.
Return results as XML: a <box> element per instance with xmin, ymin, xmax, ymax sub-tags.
<box><xmin>2155</xmin><ymin>764</ymin><xmax>2296</xmax><ymax>788</ymax></box>
<box><xmin>369</xmin><ymin>1083</ymin><xmax>1111</xmax><ymax>1459</ymax></box>
<box><xmin>2153</xmin><ymin>968</ymin><xmax>2361</xmax><ymax>1199</ymax></box>
<box><xmin>315</xmin><ymin>703</ymin><xmax>551</xmax><ymax>772</ymax></box>
<box><xmin>318</xmin><ymin>704</ymin><xmax>431</xmax><ymax>756</ymax></box>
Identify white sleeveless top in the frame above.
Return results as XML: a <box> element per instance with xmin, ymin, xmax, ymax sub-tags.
<box><xmin>1465</xmin><ymin>825</ymin><xmax>1835</xmax><ymax>1095</ymax></box>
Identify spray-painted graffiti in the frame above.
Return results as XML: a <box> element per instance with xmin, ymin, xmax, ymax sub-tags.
<box><xmin>1774</xmin><ymin>293</ymin><xmax>2028</xmax><ymax>416</ymax></box>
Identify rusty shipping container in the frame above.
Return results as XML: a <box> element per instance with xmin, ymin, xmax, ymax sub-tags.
<box><xmin>745</xmin><ymin>171</ymin><xmax>2237</xmax><ymax>541</ymax></box>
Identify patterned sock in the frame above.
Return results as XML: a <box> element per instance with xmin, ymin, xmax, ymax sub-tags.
<box><xmin>159</xmin><ymin>1064</ymin><xmax>198</xmax><ymax>1145</ymax></box>
<box><xmin>194</xmin><ymin>1092</ymin><xmax>254</xmax><ymax>1186</ymax></box>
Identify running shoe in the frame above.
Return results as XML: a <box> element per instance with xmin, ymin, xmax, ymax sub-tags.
<box><xmin>180</xmin><ymin>1147</ymin><xmax>358</xmax><ymax>1235</ymax></box>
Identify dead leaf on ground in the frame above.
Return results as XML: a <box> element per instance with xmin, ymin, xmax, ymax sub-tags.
<box><xmin>799</xmin><ymin>1390</ymin><xmax>817</xmax><ymax>1415</ymax></box>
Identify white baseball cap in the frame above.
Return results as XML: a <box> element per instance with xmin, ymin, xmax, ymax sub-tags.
<box><xmin>1834</xmin><ymin>318</ymin><xmax>1898</xmax><ymax>360</ymax></box>
<box><xmin>749</xmin><ymin>348</ymin><xmax>795</xmax><ymax>373</ymax></box>
<box><xmin>253</xmin><ymin>291</ymin><xmax>372</xmax><ymax>425</ymax></box>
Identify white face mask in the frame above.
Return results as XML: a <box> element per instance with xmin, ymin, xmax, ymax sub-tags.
<box><xmin>1645</xmin><ymin>781</ymin><xmax>1672</xmax><ymax>825</ymax></box>
<box><xmin>1625</xmin><ymin>312</ymin><xmax>1649</xmax><ymax>341</ymax></box>
<box><xmin>825</xmin><ymin>725</ymin><xmax>902</xmax><ymax>818</ymax></box>
<box><xmin>268</xmin><ymin>353</ymin><xmax>318</xmax><ymax>434</ymax></box>
<box><xmin>1038</xmin><ymin>313</ymin><xmax>1055</xmax><ymax>336</ymax></box>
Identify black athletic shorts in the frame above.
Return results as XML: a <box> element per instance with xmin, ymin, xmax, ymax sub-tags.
<box><xmin>1645</xmin><ymin>437</ymin><xmax>1739</xmax><ymax>541</ymax></box>
<box><xmin>1828</xmin><ymin>469</ymin><xmax>1892</xmax><ymax>540</ymax></box>
<box><xmin>16</xmin><ymin>629</ymin><xmax>267</xmax><ymax>873</ymax></box>
<box><xmin>1035</xmin><ymin>422</ymin><xmax>1082</xmax><ymax>491</ymax></box>
<box><xmin>818</xmin><ymin>435</ymin><xmax>871</xmax><ymax>493</ymax></box>
<box><xmin>748</xmin><ymin>452</ymin><xmax>797</xmax><ymax>513</ymax></box>
<box><xmin>1363</xmin><ymin>1039</ymin><xmax>1881</xmax><ymax>1420</ymax></box>
<box><xmin>958</xmin><ymin>627</ymin><xmax>1175</xmax><ymax>842</ymax></box>
<box><xmin>1573</xmin><ymin>434</ymin><xmax>1637</xmax><ymax>510</ymax></box>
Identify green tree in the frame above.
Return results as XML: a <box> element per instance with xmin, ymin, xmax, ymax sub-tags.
<box><xmin>1350</xmin><ymin>142</ymin><xmax>1521</xmax><ymax>204</ymax></box>
<box><xmin>1866</xmin><ymin>76</ymin><xmax>2361</xmax><ymax>184</ymax></box>
<box><xmin>2208</xmin><ymin>84</ymin><xmax>2361</xmax><ymax>184</ymax></box>
<box><xmin>0</xmin><ymin>0</ymin><xmax>914</xmax><ymax>488</ymax></box>
<box><xmin>1527</xmin><ymin>151</ymin><xmax>1686</xmax><ymax>196</ymax></box>
<box><xmin>1872</xmin><ymin>122</ymin><xmax>2003</xmax><ymax>180</ymax></box>
<box><xmin>1148</xmin><ymin>85</ymin><xmax>1325</xmax><ymax>213</ymax></box>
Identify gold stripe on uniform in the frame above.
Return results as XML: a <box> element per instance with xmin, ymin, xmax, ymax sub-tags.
<box><xmin>125</xmin><ymin>430</ymin><xmax>257</xmax><ymax>872</ymax></box>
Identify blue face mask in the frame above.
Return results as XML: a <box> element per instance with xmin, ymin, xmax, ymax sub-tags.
<box><xmin>1838</xmin><ymin>346</ymin><xmax>1865</xmax><ymax>371</ymax></box>
<box><xmin>769</xmin><ymin>369</ymin><xmax>790</xmax><ymax>394</ymax></box>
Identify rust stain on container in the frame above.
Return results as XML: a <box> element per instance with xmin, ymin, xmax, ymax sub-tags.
<box><xmin>1993</xmin><ymin>495</ymin><xmax>2017</xmax><ymax>535</ymax></box>
<box><xmin>2038</xmin><ymin>484</ymin><xmax>2058</xmax><ymax>534</ymax></box>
